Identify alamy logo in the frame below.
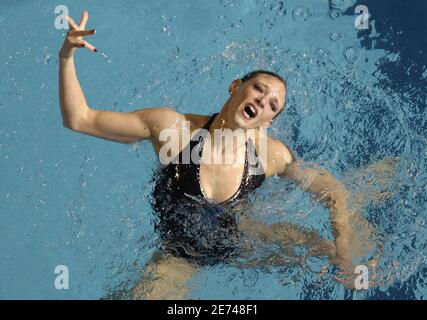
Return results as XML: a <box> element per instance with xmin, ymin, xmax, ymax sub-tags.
<box><xmin>354</xmin><ymin>265</ymin><xmax>369</xmax><ymax>290</ymax></box>
<box><xmin>354</xmin><ymin>5</ymin><xmax>370</xmax><ymax>30</ymax></box>
<box><xmin>158</xmin><ymin>122</ymin><xmax>267</xmax><ymax>176</ymax></box>
<box><xmin>54</xmin><ymin>5</ymin><xmax>69</xmax><ymax>30</ymax></box>
<box><xmin>54</xmin><ymin>265</ymin><xmax>69</xmax><ymax>290</ymax></box>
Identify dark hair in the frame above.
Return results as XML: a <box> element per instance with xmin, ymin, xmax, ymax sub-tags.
<box><xmin>241</xmin><ymin>70</ymin><xmax>286</xmax><ymax>87</ymax></box>
<box><xmin>240</xmin><ymin>70</ymin><xmax>287</xmax><ymax>120</ymax></box>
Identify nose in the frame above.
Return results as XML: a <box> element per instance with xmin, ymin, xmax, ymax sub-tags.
<box><xmin>256</xmin><ymin>95</ymin><xmax>268</xmax><ymax>109</ymax></box>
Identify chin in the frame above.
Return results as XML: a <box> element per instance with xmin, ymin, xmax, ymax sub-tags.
<box><xmin>232</xmin><ymin>110</ymin><xmax>249</xmax><ymax>128</ymax></box>
<box><xmin>233</xmin><ymin>111</ymin><xmax>257</xmax><ymax>129</ymax></box>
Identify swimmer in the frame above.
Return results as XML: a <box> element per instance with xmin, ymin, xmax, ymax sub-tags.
<box><xmin>59</xmin><ymin>11</ymin><xmax>384</xmax><ymax>298</ymax></box>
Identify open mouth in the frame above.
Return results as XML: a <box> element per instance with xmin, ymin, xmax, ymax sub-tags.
<box><xmin>242</xmin><ymin>103</ymin><xmax>258</xmax><ymax>120</ymax></box>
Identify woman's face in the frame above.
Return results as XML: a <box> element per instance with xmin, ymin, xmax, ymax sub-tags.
<box><xmin>228</xmin><ymin>74</ymin><xmax>286</xmax><ymax>129</ymax></box>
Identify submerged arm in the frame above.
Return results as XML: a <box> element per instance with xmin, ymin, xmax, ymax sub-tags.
<box><xmin>238</xmin><ymin>214</ymin><xmax>336</xmax><ymax>261</ymax></box>
<box><xmin>280</xmin><ymin>160</ymin><xmax>356</xmax><ymax>270</ymax></box>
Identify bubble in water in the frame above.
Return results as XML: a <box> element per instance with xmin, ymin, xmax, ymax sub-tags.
<box><xmin>329</xmin><ymin>8</ymin><xmax>342</xmax><ymax>19</ymax></box>
<box><xmin>329</xmin><ymin>31</ymin><xmax>343</xmax><ymax>41</ymax></box>
<box><xmin>221</xmin><ymin>0</ymin><xmax>237</xmax><ymax>7</ymax></box>
<box><xmin>222</xmin><ymin>42</ymin><xmax>241</xmax><ymax>60</ymax></box>
<box><xmin>344</xmin><ymin>46</ymin><xmax>360</xmax><ymax>63</ymax></box>
<box><xmin>329</xmin><ymin>0</ymin><xmax>355</xmax><ymax>11</ymax></box>
<box><xmin>386</xmin><ymin>53</ymin><xmax>400</xmax><ymax>63</ymax></box>
<box><xmin>315</xmin><ymin>48</ymin><xmax>331</xmax><ymax>58</ymax></box>
<box><xmin>292</xmin><ymin>6</ymin><xmax>312</xmax><ymax>21</ymax></box>
<box><xmin>270</xmin><ymin>1</ymin><xmax>286</xmax><ymax>16</ymax></box>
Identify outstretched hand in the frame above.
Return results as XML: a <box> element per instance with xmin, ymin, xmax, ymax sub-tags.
<box><xmin>59</xmin><ymin>10</ymin><xmax>97</xmax><ymax>58</ymax></box>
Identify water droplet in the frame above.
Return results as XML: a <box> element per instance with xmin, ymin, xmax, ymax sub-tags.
<box><xmin>222</xmin><ymin>42</ymin><xmax>240</xmax><ymax>60</ymax></box>
<box><xmin>315</xmin><ymin>48</ymin><xmax>331</xmax><ymax>58</ymax></box>
<box><xmin>270</xmin><ymin>1</ymin><xmax>286</xmax><ymax>16</ymax></box>
<box><xmin>329</xmin><ymin>9</ymin><xmax>342</xmax><ymax>19</ymax></box>
<box><xmin>330</xmin><ymin>0</ymin><xmax>354</xmax><ymax>11</ymax></box>
<box><xmin>344</xmin><ymin>46</ymin><xmax>360</xmax><ymax>63</ymax></box>
<box><xmin>43</xmin><ymin>53</ymin><xmax>51</xmax><ymax>66</ymax></box>
<box><xmin>101</xmin><ymin>52</ymin><xmax>112</xmax><ymax>63</ymax></box>
<box><xmin>329</xmin><ymin>31</ymin><xmax>343</xmax><ymax>41</ymax></box>
<box><xmin>386</xmin><ymin>53</ymin><xmax>400</xmax><ymax>63</ymax></box>
<box><xmin>292</xmin><ymin>6</ymin><xmax>312</xmax><ymax>22</ymax></box>
<box><xmin>221</xmin><ymin>0</ymin><xmax>236</xmax><ymax>7</ymax></box>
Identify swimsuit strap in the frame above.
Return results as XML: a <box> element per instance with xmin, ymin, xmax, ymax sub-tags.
<box><xmin>195</xmin><ymin>113</ymin><xmax>266</xmax><ymax>204</ymax></box>
<box><xmin>165</xmin><ymin>112</ymin><xmax>265</xmax><ymax>204</ymax></box>
<box><xmin>203</xmin><ymin>112</ymin><xmax>219</xmax><ymax>130</ymax></box>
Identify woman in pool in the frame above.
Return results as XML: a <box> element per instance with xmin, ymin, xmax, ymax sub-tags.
<box><xmin>59</xmin><ymin>11</ymin><xmax>382</xmax><ymax>299</ymax></box>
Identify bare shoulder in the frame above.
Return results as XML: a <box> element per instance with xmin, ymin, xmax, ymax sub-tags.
<box><xmin>183</xmin><ymin>113</ymin><xmax>210</xmax><ymax>131</ymax></box>
<box><xmin>147</xmin><ymin>110</ymin><xmax>211</xmax><ymax>155</ymax></box>
<box><xmin>134</xmin><ymin>107</ymin><xmax>185</xmax><ymax>150</ymax></box>
<box><xmin>134</xmin><ymin>107</ymin><xmax>189</xmax><ymax>138</ymax></box>
<box><xmin>267</xmin><ymin>137</ymin><xmax>293</xmax><ymax>162</ymax></box>
<box><xmin>265</xmin><ymin>137</ymin><xmax>294</xmax><ymax>177</ymax></box>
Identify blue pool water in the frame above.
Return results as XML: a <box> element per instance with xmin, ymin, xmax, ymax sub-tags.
<box><xmin>0</xmin><ymin>0</ymin><xmax>426</xmax><ymax>299</ymax></box>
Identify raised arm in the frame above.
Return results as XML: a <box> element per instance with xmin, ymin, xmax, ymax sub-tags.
<box><xmin>59</xmin><ymin>11</ymin><xmax>96</xmax><ymax>129</ymax></box>
<box><xmin>58</xmin><ymin>11</ymin><xmax>183</xmax><ymax>146</ymax></box>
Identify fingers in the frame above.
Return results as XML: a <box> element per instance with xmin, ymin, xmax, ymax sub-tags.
<box><xmin>72</xmin><ymin>29</ymin><xmax>96</xmax><ymax>37</ymax></box>
<box><xmin>65</xmin><ymin>12</ymin><xmax>97</xmax><ymax>53</ymax></box>
<box><xmin>82</xmin><ymin>40</ymin><xmax>97</xmax><ymax>53</ymax></box>
<box><xmin>64</xmin><ymin>15</ymin><xmax>79</xmax><ymax>30</ymax></box>
<box><xmin>79</xmin><ymin>10</ymin><xmax>89</xmax><ymax>29</ymax></box>
<box><xmin>71</xmin><ymin>40</ymin><xmax>97</xmax><ymax>52</ymax></box>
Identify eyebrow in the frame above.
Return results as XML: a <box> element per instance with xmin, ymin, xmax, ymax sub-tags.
<box><xmin>257</xmin><ymin>81</ymin><xmax>279</xmax><ymax>107</ymax></box>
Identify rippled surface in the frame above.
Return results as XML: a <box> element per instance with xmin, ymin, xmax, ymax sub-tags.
<box><xmin>0</xmin><ymin>0</ymin><xmax>426</xmax><ymax>299</ymax></box>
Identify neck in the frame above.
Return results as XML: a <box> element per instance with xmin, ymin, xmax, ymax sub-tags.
<box><xmin>210</xmin><ymin>100</ymin><xmax>243</xmax><ymax>132</ymax></box>
<box><xmin>204</xmin><ymin>101</ymin><xmax>254</xmax><ymax>159</ymax></box>
<box><xmin>209</xmin><ymin>101</ymin><xmax>264</xmax><ymax>141</ymax></box>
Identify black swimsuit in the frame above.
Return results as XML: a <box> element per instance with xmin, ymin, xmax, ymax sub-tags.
<box><xmin>151</xmin><ymin>113</ymin><xmax>266</xmax><ymax>266</ymax></box>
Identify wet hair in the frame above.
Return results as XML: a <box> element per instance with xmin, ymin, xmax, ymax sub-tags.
<box><xmin>241</xmin><ymin>70</ymin><xmax>286</xmax><ymax>88</ymax></box>
<box><xmin>240</xmin><ymin>70</ymin><xmax>287</xmax><ymax>120</ymax></box>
